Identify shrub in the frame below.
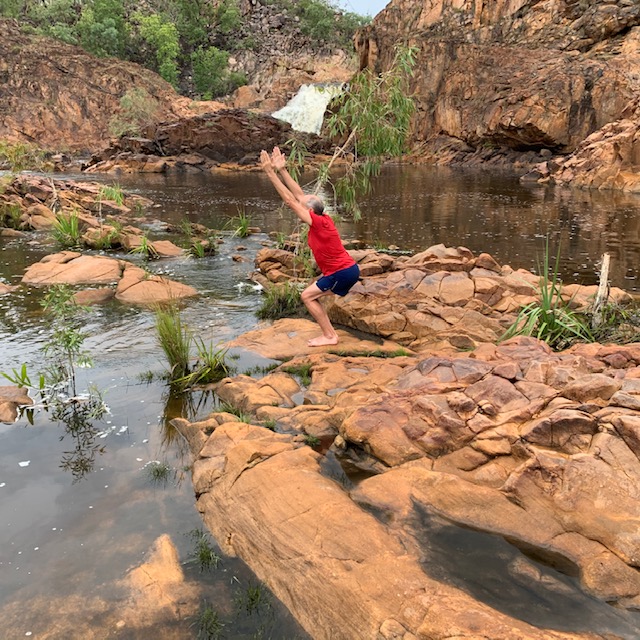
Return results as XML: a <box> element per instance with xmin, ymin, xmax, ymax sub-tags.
<box><xmin>108</xmin><ymin>88</ymin><xmax>160</xmax><ymax>138</ymax></box>
<box><xmin>134</xmin><ymin>12</ymin><xmax>180</xmax><ymax>87</ymax></box>
<box><xmin>191</xmin><ymin>45</ymin><xmax>246</xmax><ymax>99</ymax></box>
<box><xmin>76</xmin><ymin>0</ymin><xmax>127</xmax><ymax>58</ymax></box>
<box><xmin>0</xmin><ymin>140</ymin><xmax>49</xmax><ymax>172</ymax></box>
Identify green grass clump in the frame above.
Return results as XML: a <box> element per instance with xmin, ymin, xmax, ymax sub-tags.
<box><xmin>155</xmin><ymin>305</ymin><xmax>191</xmax><ymax>381</ymax></box>
<box><xmin>188</xmin><ymin>528</ymin><xmax>220</xmax><ymax>573</ymax></box>
<box><xmin>256</xmin><ymin>281</ymin><xmax>304</xmax><ymax>320</ymax></box>
<box><xmin>193</xmin><ymin>602</ymin><xmax>224</xmax><ymax>640</ymax></box>
<box><xmin>328</xmin><ymin>348</ymin><xmax>410</xmax><ymax>358</ymax></box>
<box><xmin>281</xmin><ymin>363</ymin><xmax>313</xmax><ymax>387</ymax></box>
<box><xmin>52</xmin><ymin>210</ymin><xmax>82</xmax><ymax>248</ymax></box>
<box><xmin>98</xmin><ymin>183</ymin><xmax>125</xmax><ymax>206</ymax></box>
<box><xmin>230</xmin><ymin>208</ymin><xmax>251</xmax><ymax>238</ymax></box>
<box><xmin>172</xmin><ymin>339</ymin><xmax>231</xmax><ymax>389</ymax></box>
<box><xmin>128</xmin><ymin>233</ymin><xmax>159</xmax><ymax>260</ymax></box>
<box><xmin>144</xmin><ymin>460</ymin><xmax>172</xmax><ymax>486</ymax></box>
<box><xmin>0</xmin><ymin>202</ymin><xmax>22</xmax><ymax>229</ymax></box>
<box><xmin>500</xmin><ymin>240</ymin><xmax>594</xmax><ymax>350</ymax></box>
<box><xmin>218</xmin><ymin>401</ymin><xmax>252</xmax><ymax>424</ymax></box>
<box><xmin>303</xmin><ymin>434</ymin><xmax>321</xmax><ymax>448</ymax></box>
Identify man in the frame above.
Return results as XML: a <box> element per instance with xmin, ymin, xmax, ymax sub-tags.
<box><xmin>260</xmin><ymin>146</ymin><xmax>360</xmax><ymax>347</ymax></box>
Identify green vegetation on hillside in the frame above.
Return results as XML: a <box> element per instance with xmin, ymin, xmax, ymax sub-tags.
<box><xmin>1</xmin><ymin>0</ymin><xmax>368</xmax><ymax>97</ymax></box>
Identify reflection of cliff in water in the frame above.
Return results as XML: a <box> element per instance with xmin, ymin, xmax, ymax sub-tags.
<box><xmin>351</xmin><ymin>167</ymin><xmax>640</xmax><ymax>291</ymax></box>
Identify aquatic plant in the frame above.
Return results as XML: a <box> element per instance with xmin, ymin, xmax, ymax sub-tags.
<box><xmin>144</xmin><ymin>460</ymin><xmax>173</xmax><ymax>486</ymax></box>
<box><xmin>2</xmin><ymin>285</ymin><xmax>108</xmax><ymax>481</ymax></box>
<box><xmin>230</xmin><ymin>208</ymin><xmax>251</xmax><ymax>238</ymax></box>
<box><xmin>128</xmin><ymin>233</ymin><xmax>159</xmax><ymax>260</ymax></box>
<box><xmin>234</xmin><ymin>581</ymin><xmax>273</xmax><ymax>618</ymax></box>
<box><xmin>98</xmin><ymin>183</ymin><xmax>125</xmax><ymax>206</ymax></box>
<box><xmin>188</xmin><ymin>528</ymin><xmax>220</xmax><ymax>572</ymax></box>
<box><xmin>501</xmin><ymin>240</ymin><xmax>594</xmax><ymax>350</ymax></box>
<box><xmin>256</xmin><ymin>281</ymin><xmax>305</xmax><ymax>320</ymax></box>
<box><xmin>52</xmin><ymin>210</ymin><xmax>82</xmax><ymax>248</ymax></box>
<box><xmin>193</xmin><ymin>602</ymin><xmax>224</xmax><ymax>640</ymax></box>
<box><xmin>154</xmin><ymin>304</ymin><xmax>191</xmax><ymax>381</ymax></box>
<box><xmin>172</xmin><ymin>339</ymin><xmax>231</xmax><ymax>390</ymax></box>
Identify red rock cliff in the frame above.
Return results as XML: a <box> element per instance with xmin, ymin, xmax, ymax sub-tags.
<box><xmin>356</xmin><ymin>0</ymin><xmax>640</xmax><ymax>157</ymax></box>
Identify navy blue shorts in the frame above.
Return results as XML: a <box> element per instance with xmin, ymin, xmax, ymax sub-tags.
<box><xmin>316</xmin><ymin>263</ymin><xmax>360</xmax><ymax>297</ymax></box>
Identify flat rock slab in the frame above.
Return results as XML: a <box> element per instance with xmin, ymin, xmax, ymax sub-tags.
<box><xmin>228</xmin><ymin>318</ymin><xmax>411</xmax><ymax>360</ymax></box>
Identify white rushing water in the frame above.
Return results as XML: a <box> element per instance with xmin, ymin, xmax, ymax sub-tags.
<box><xmin>272</xmin><ymin>83</ymin><xmax>345</xmax><ymax>134</ymax></box>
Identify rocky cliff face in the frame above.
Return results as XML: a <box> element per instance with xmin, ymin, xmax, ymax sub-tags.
<box><xmin>356</xmin><ymin>0</ymin><xmax>640</xmax><ymax>164</ymax></box>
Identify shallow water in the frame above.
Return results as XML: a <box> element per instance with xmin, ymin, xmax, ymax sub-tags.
<box><xmin>2</xmin><ymin>165</ymin><xmax>640</xmax><ymax>638</ymax></box>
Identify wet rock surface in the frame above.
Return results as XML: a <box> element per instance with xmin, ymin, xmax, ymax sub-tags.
<box><xmin>175</xmin><ymin>318</ymin><xmax>640</xmax><ymax>638</ymax></box>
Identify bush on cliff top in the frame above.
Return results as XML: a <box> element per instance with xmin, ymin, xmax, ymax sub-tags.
<box><xmin>3</xmin><ymin>0</ymin><xmax>368</xmax><ymax>97</ymax></box>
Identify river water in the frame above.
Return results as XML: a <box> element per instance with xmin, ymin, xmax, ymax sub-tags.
<box><xmin>1</xmin><ymin>165</ymin><xmax>640</xmax><ymax>639</ymax></box>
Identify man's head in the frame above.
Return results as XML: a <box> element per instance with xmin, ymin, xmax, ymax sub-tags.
<box><xmin>304</xmin><ymin>195</ymin><xmax>325</xmax><ymax>216</ymax></box>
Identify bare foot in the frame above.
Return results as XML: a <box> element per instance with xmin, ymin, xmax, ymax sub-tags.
<box><xmin>308</xmin><ymin>335</ymin><xmax>339</xmax><ymax>347</ymax></box>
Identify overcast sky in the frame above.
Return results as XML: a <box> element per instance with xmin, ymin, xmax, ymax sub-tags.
<box><xmin>337</xmin><ymin>0</ymin><xmax>390</xmax><ymax>17</ymax></box>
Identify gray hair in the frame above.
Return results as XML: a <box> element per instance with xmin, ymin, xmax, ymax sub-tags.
<box><xmin>306</xmin><ymin>195</ymin><xmax>325</xmax><ymax>215</ymax></box>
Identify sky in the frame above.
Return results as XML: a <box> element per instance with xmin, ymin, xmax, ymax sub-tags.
<box><xmin>337</xmin><ymin>0</ymin><xmax>390</xmax><ymax>17</ymax></box>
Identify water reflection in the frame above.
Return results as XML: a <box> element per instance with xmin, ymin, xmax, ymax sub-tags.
<box><xmin>105</xmin><ymin>165</ymin><xmax>640</xmax><ymax>291</ymax></box>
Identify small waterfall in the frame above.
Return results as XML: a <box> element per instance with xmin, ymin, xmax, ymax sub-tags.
<box><xmin>272</xmin><ymin>83</ymin><xmax>345</xmax><ymax>135</ymax></box>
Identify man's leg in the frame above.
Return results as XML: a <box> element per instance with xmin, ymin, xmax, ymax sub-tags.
<box><xmin>301</xmin><ymin>283</ymin><xmax>339</xmax><ymax>346</ymax></box>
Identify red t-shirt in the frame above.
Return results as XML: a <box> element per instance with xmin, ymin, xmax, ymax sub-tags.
<box><xmin>307</xmin><ymin>212</ymin><xmax>355</xmax><ymax>276</ymax></box>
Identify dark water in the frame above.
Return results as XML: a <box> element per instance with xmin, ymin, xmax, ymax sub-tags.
<box><xmin>1</xmin><ymin>165</ymin><xmax>640</xmax><ymax>638</ymax></box>
<box><xmin>107</xmin><ymin>165</ymin><xmax>640</xmax><ymax>291</ymax></box>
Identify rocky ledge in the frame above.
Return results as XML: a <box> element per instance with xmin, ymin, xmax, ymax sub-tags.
<box><xmin>169</xmin><ymin>242</ymin><xmax>640</xmax><ymax>639</ymax></box>
<box><xmin>175</xmin><ymin>318</ymin><xmax>640</xmax><ymax>639</ymax></box>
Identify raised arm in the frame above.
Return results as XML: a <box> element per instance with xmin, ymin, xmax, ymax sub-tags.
<box><xmin>260</xmin><ymin>150</ymin><xmax>311</xmax><ymax>225</ymax></box>
<box><xmin>271</xmin><ymin>146</ymin><xmax>306</xmax><ymax>203</ymax></box>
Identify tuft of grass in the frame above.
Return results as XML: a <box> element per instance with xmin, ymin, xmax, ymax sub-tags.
<box><xmin>155</xmin><ymin>305</ymin><xmax>191</xmax><ymax>381</ymax></box>
<box><xmin>256</xmin><ymin>281</ymin><xmax>305</xmax><ymax>320</ymax></box>
<box><xmin>0</xmin><ymin>202</ymin><xmax>23</xmax><ymax>229</ymax></box>
<box><xmin>243</xmin><ymin>363</ymin><xmax>279</xmax><ymax>377</ymax></box>
<box><xmin>193</xmin><ymin>602</ymin><xmax>224</xmax><ymax>640</ymax></box>
<box><xmin>500</xmin><ymin>239</ymin><xmax>594</xmax><ymax>350</ymax></box>
<box><xmin>52</xmin><ymin>210</ymin><xmax>82</xmax><ymax>248</ymax></box>
<box><xmin>303</xmin><ymin>434</ymin><xmax>321</xmax><ymax>448</ymax></box>
<box><xmin>282</xmin><ymin>363</ymin><xmax>313</xmax><ymax>387</ymax></box>
<box><xmin>218</xmin><ymin>401</ymin><xmax>252</xmax><ymax>424</ymax></box>
<box><xmin>0</xmin><ymin>140</ymin><xmax>50</xmax><ymax>172</ymax></box>
<box><xmin>144</xmin><ymin>460</ymin><xmax>172</xmax><ymax>486</ymax></box>
<box><xmin>137</xmin><ymin>370</ymin><xmax>157</xmax><ymax>384</ymax></box>
<box><xmin>98</xmin><ymin>183</ymin><xmax>125</xmax><ymax>206</ymax></box>
<box><xmin>129</xmin><ymin>233</ymin><xmax>159</xmax><ymax>260</ymax></box>
<box><xmin>262</xmin><ymin>418</ymin><xmax>276</xmax><ymax>431</ymax></box>
<box><xmin>234</xmin><ymin>582</ymin><xmax>273</xmax><ymax>618</ymax></box>
<box><xmin>188</xmin><ymin>528</ymin><xmax>220</xmax><ymax>573</ymax></box>
<box><xmin>172</xmin><ymin>339</ymin><xmax>231</xmax><ymax>390</ymax></box>
<box><xmin>590</xmin><ymin>301</ymin><xmax>640</xmax><ymax>344</ymax></box>
<box><xmin>230</xmin><ymin>208</ymin><xmax>251</xmax><ymax>238</ymax></box>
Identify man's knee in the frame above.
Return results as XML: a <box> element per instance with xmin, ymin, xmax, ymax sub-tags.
<box><xmin>301</xmin><ymin>286</ymin><xmax>322</xmax><ymax>303</ymax></box>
